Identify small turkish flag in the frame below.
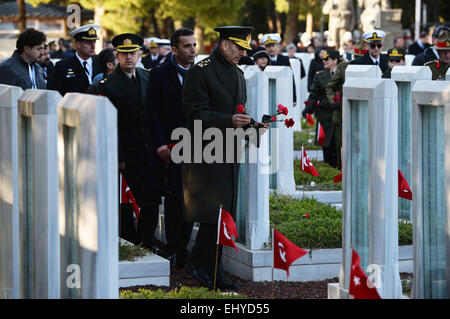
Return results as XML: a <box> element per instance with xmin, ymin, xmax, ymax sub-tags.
<box><xmin>273</xmin><ymin>229</ymin><xmax>308</xmax><ymax>277</ymax></box>
<box><xmin>306</xmin><ymin>113</ymin><xmax>314</xmax><ymax>126</ymax></box>
<box><xmin>217</xmin><ymin>207</ymin><xmax>239</xmax><ymax>252</ymax></box>
<box><xmin>120</xmin><ymin>174</ymin><xmax>140</xmax><ymax>220</ymax></box>
<box><xmin>300</xmin><ymin>147</ymin><xmax>320</xmax><ymax>177</ymax></box>
<box><xmin>333</xmin><ymin>172</ymin><xmax>342</xmax><ymax>183</ymax></box>
<box><xmin>349</xmin><ymin>249</ymin><xmax>381</xmax><ymax>299</ymax></box>
<box><xmin>318</xmin><ymin>123</ymin><xmax>325</xmax><ymax>146</ymax></box>
<box><xmin>398</xmin><ymin>169</ymin><xmax>412</xmax><ymax>200</ymax></box>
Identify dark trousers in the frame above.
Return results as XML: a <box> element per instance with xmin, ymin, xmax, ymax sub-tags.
<box><xmin>190</xmin><ymin>223</ymin><xmax>222</xmax><ymax>275</ymax></box>
<box><xmin>137</xmin><ymin>205</ymin><xmax>160</xmax><ymax>248</ymax></box>
<box><xmin>164</xmin><ymin>162</ymin><xmax>193</xmax><ymax>257</ymax></box>
<box><xmin>119</xmin><ymin>204</ymin><xmax>139</xmax><ymax>245</ymax></box>
<box><xmin>322</xmin><ymin>133</ymin><xmax>337</xmax><ymax>168</ymax></box>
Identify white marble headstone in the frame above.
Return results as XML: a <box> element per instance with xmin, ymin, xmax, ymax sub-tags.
<box><xmin>17</xmin><ymin>89</ymin><xmax>62</xmax><ymax>298</ymax></box>
<box><xmin>0</xmin><ymin>84</ymin><xmax>23</xmax><ymax>299</ymax></box>
<box><xmin>58</xmin><ymin>93</ymin><xmax>118</xmax><ymax>299</ymax></box>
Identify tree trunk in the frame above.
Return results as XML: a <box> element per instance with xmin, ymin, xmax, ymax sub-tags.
<box><xmin>94</xmin><ymin>3</ymin><xmax>105</xmax><ymax>54</ymax></box>
<box><xmin>284</xmin><ymin>0</ymin><xmax>299</xmax><ymax>44</ymax></box>
<box><xmin>17</xmin><ymin>0</ymin><xmax>26</xmax><ymax>32</ymax></box>
<box><xmin>150</xmin><ymin>8</ymin><xmax>161</xmax><ymax>38</ymax></box>
<box><xmin>194</xmin><ymin>17</ymin><xmax>204</xmax><ymax>54</ymax></box>
<box><xmin>306</xmin><ymin>12</ymin><xmax>313</xmax><ymax>37</ymax></box>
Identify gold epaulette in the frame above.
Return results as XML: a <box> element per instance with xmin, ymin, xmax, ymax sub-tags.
<box><xmin>196</xmin><ymin>58</ymin><xmax>211</xmax><ymax>68</ymax></box>
<box><xmin>424</xmin><ymin>60</ymin><xmax>438</xmax><ymax>66</ymax></box>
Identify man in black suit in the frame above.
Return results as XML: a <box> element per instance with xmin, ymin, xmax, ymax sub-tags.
<box><xmin>408</xmin><ymin>30</ymin><xmax>430</xmax><ymax>56</ymax></box>
<box><xmin>412</xmin><ymin>25</ymin><xmax>449</xmax><ymax>66</ymax></box>
<box><xmin>262</xmin><ymin>33</ymin><xmax>297</xmax><ymax>106</ymax></box>
<box><xmin>50</xmin><ymin>24</ymin><xmax>102</xmax><ymax>95</ymax></box>
<box><xmin>350</xmin><ymin>30</ymin><xmax>389</xmax><ymax>77</ymax></box>
<box><xmin>147</xmin><ymin>28</ymin><xmax>196</xmax><ymax>269</ymax></box>
<box><xmin>38</xmin><ymin>44</ymin><xmax>55</xmax><ymax>89</ymax></box>
<box><xmin>141</xmin><ymin>37</ymin><xmax>163</xmax><ymax>69</ymax></box>
<box><xmin>89</xmin><ymin>33</ymin><xmax>164</xmax><ymax>251</ymax></box>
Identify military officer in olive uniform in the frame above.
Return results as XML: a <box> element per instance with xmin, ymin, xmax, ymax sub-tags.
<box><xmin>302</xmin><ymin>50</ymin><xmax>341</xmax><ymax>168</ymax></box>
<box><xmin>50</xmin><ymin>24</ymin><xmax>102</xmax><ymax>95</ymax></box>
<box><xmin>382</xmin><ymin>48</ymin><xmax>406</xmax><ymax>79</ymax></box>
<box><xmin>424</xmin><ymin>30</ymin><xmax>450</xmax><ymax>80</ymax></box>
<box><xmin>182</xmin><ymin>25</ymin><xmax>268</xmax><ymax>290</ymax></box>
<box><xmin>88</xmin><ymin>33</ymin><xmax>164</xmax><ymax>251</ymax></box>
<box><xmin>325</xmin><ymin>41</ymin><xmax>367</xmax><ymax>170</ymax></box>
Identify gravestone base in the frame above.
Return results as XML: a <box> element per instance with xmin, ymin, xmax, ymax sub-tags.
<box><xmin>327</xmin><ymin>283</ymin><xmax>350</xmax><ymax>299</ymax></box>
<box><xmin>119</xmin><ymin>239</ymin><xmax>170</xmax><ymax>288</ymax></box>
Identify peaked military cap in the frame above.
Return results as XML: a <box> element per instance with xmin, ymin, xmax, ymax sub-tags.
<box><xmin>324</xmin><ymin>49</ymin><xmax>340</xmax><ymax>60</ymax></box>
<box><xmin>157</xmin><ymin>38</ymin><xmax>171</xmax><ymax>47</ymax></box>
<box><xmin>214</xmin><ymin>26</ymin><xmax>254</xmax><ymax>50</ymax></box>
<box><xmin>253</xmin><ymin>49</ymin><xmax>270</xmax><ymax>60</ymax></box>
<box><xmin>112</xmin><ymin>33</ymin><xmax>143</xmax><ymax>52</ymax></box>
<box><xmin>387</xmin><ymin>48</ymin><xmax>406</xmax><ymax>60</ymax></box>
<box><xmin>147</xmin><ymin>37</ymin><xmax>160</xmax><ymax>48</ymax></box>
<box><xmin>70</xmin><ymin>24</ymin><xmax>100</xmax><ymax>41</ymax></box>
<box><xmin>433</xmin><ymin>30</ymin><xmax>450</xmax><ymax>50</ymax></box>
<box><xmin>261</xmin><ymin>33</ymin><xmax>281</xmax><ymax>46</ymax></box>
<box><xmin>363</xmin><ymin>30</ymin><xmax>385</xmax><ymax>43</ymax></box>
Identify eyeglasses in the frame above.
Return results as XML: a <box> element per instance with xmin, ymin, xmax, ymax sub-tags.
<box><xmin>370</xmin><ymin>43</ymin><xmax>383</xmax><ymax>49</ymax></box>
<box><xmin>323</xmin><ymin>57</ymin><xmax>330</xmax><ymax>61</ymax></box>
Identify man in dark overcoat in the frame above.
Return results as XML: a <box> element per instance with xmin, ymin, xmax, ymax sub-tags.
<box><xmin>88</xmin><ymin>33</ymin><xmax>164</xmax><ymax>251</ymax></box>
<box><xmin>50</xmin><ymin>24</ymin><xmax>102</xmax><ymax>95</ymax></box>
<box><xmin>182</xmin><ymin>26</ymin><xmax>264</xmax><ymax>289</ymax></box>
<box><xmin>147</xmin><ymin>28</ymin><xmax>196</xmax><ymax>268</ymax></box>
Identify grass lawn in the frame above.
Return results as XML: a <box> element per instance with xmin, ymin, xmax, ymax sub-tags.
<box><xmin>294</xmin><ymin>159</ymin><xmax>342</xmax><ymax>191</ymax></box>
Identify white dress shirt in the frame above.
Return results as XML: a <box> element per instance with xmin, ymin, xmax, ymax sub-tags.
<box><xmin>75</xmin><ymin>52</ymin><xmax>93</xmax><ymax>84</ymax></box>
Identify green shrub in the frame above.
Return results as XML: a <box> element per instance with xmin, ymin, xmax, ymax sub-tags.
<box><xmin>270</xmin><ymin>194</ymin><xmax>413</xmax><ymax>250</ymax></box>
<box><xmin>119</xmin><ymin>243</ymin><xmax>151</xmax><ymax>261</ymax></box>
<box><xmin>293</xmin><ymin>131</ymin><xmax>321</xmax><ymax>151</ymax></box>
<box><xmin>294</xmin><ymin>159</ymin><xmax>342</xmax><ymax>191</ymax></box>
<box><xmin>120</xmin><ymin>286</ymin><xmax>247</xmax><ymax>299</ymax></box>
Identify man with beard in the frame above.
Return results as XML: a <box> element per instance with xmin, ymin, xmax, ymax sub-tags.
<box><xmin>147</xmin><ymin>28</ymin><xmax>197</xmax><ymax>269</ymax></box>
<box><xmin>50</xmin><ymin>24</ymin><xmax>102</xmax><ymax>95</ymax></box>
<box><xmin>37</xmin><ymin>43</ymin><xmax>55</xmax><ymax>88</ymax></box>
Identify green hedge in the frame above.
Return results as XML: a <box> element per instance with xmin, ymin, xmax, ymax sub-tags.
<box><xmin>270</xmin><ymin>194</ymin><xmax>413</xmax><ymax>250</ymax></box>
<box><xmin>119</xmin><ymin>243</ymin><xmax>151</xmax><ymax>261</ymax></box>
<box><xmin>120</xmin><ymin>287</ymin><xmax>247</xmax><ymax>299</ymax></box>
<box><xmin>294</xmin><ymin>159</ymin><xmax>342</xmax><ymax>191</ymax></box>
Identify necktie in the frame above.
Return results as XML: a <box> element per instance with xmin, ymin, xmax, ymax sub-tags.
<box><xmin>375</xmin><ymin>61</ymin><xmax>378</xmax><ymax>65</ymax></box>
<box><xmin>83</xmin><ymin>61</ymin><xmax>90</xmax><ymax>75</ymax></box>
<box><xmin>131</xmin><ymin>75</ymin><xmax>137</xmax><ymax>85</ymax></box>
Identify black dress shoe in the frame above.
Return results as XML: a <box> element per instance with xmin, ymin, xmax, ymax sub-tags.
<box><xmin>191</xmin><ymin>267</ymin><xmax>213</xmax><ymax>289</ymax></box>
<box><xmin>166</xmin><ymin>253</ymin><xmax>177</xmax><ymax>268</ymax></box>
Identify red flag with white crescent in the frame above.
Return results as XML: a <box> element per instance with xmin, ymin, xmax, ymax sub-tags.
<box><xmin>217</xmin><ymin>207</ymin><xmax>239</xmax><ymax>252</ymax></box>
<box><xmin>273</xmin><ymin>228</ymin><xmax>308</xmax><ymax>277</ymax></box>
<box><xmin>300</xmin><ymin>146</ymin><xmax>320</xmax><ymax>177</ymax></box>
<box><xmin>398</xmin><ymin>169</ymin><xmax>412</xmax><ymax>200</ymax></box>
<box><xmin>120</xmin><ymin>174</ymin><xmax>141</xmax><ymax>220</ymax></box>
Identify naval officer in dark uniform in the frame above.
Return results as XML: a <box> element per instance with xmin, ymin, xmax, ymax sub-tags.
<box><xmin>350</xmin><ymin>30</ymin><xmax>389</xmax><ymax>77</ymax></box>
<box><xmin>88</xmin><ymin>33</ymin><xmax>164</xmax><ymax>251</ymax></box>
<box><xmin>50</xmin><ymin>24</ymin><xmax>102</xmax><ymax>95</ymax></box>
<box><xmin>182</xmin><ymin>25</ymin><xmax>269</xmax><ymax>290</ymax></box>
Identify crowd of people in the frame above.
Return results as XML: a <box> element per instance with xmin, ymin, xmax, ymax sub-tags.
<box><xmin>0</xmin><ymin>22</ymin><xmax>448</xmax><ymax>291</ymax></box>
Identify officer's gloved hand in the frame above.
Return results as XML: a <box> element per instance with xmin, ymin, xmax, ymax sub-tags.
<box><xmin>302</xmin><ymin>109</ymin><xmax>308</xmax><ymax>118</ymax></box>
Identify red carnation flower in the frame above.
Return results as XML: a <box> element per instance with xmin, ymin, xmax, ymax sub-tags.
<box><xmin>436</xmin><ymin>60</ymin><xmax>440</xmax><ymax>69</ymax></box>
<box><xmin>237</xmin><ymin>104</ymin><xmax>245</xmax><ymax>113</ymax></box>
<box><xmin>284</xmin><ymin>118</ymin><xmax>295</xmax><ymax>128</ymax></box>
<box><xmin>272</xmin><ymin>116</ymin><xmax>277</xmax><ymax>122</ymax></box>
<box><xmin>277</xmin><ymin>104</ymin><xmax>288</xmax><ymax>116</ymax></box>
<box><xmin>304</xmin><ymin>100</ymin><xmax>310</xmax><ymax>106</ymax></box>
<box><xmin>304</xmin><ymin>213</ymin><xmax>310</xmax><ymax>218</ymax></box>
<box><xmin>167</xmin><ymin>143</ymin><xmax>175</xmax><ymax>150</ymax></box>
<box><xmin>316</xmin><ymin>100</ymin><xmax>320</xmax><ymax>107</ymax></box>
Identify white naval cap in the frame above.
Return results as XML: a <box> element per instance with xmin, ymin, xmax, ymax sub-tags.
<box><xmin>70</xmin><ymin>24</ymin><xmax>100</xmax><ymax>41</ymax></box>
<box><xmin>363</xmin><ymin>30</ymin><xmax>385</xmax><ymax>43</ymax></box>
<box><xmin>147</xmin><ymin>37</ymin><xmax>160</xmax><ymax>48</ymax></box>
<box><xmin>261</xmin><ymin>33</ymin><xmax>281</xmax><ymax>45</ymax></box>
